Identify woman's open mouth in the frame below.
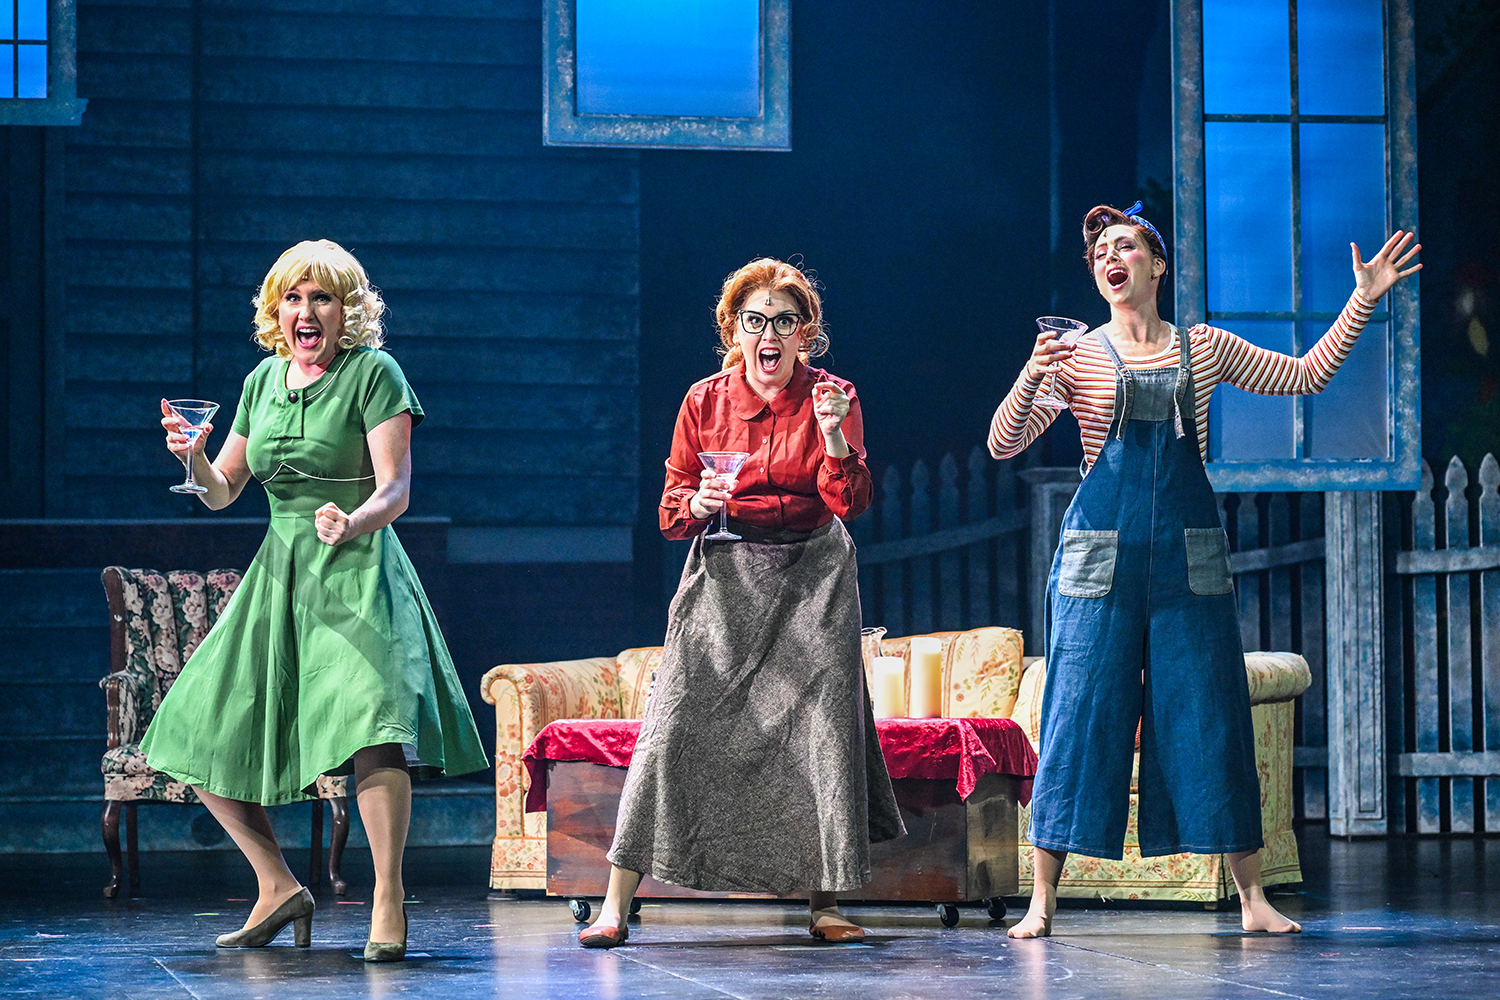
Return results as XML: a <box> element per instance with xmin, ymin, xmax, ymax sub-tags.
<box><xmin>295</xmin><ymin>327</ymin><xmax>323</xmax><ymax>351</ymax></box>
<box><xmin>757</xmin><ymin>347</ymin><xmax>782</xmax><ymax>374</ymax></box>
<box><xmin>1106</xmin><ymin>266</ymin><xmax>1129</xmax><ymax>289</ymax></box>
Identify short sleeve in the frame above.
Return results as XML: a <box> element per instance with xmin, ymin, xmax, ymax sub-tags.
<box><xmin>230</xmin><ymin>362</ymin><xmax>268</xmax><ymax>437</ymax></box>
<box><xmin>359</xmin><ymin>349</ymin><xmax>424</xmax><ymax>433</ymax></box>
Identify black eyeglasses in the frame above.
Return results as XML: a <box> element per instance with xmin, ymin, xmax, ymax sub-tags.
<box><xmin>737</xmin><ymin>310</ymin><xmax>803</xmax><ymax>338</ymax></box>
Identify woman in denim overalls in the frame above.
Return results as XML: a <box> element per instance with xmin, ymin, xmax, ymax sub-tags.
<box><xmin>991</xmin><ymin>204</ymin><xmax>1420</xmax><ymax>938</ymax></box>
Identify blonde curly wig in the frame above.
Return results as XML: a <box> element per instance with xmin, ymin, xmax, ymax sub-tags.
<box><xmin>251</xmin><ymin>239</ymin><xmax>386</xmax><ymax>356</ymax></box>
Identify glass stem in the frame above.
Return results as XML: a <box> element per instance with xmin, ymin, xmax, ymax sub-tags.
<box><xmin>183</xmin><ymin>434</ymin><xmax>198</xmax><ymax>488</ymax></box>
<box><xmin>718</xmin><ymin>506</ymin><xmax>729</xmax><ymax>537</ymax></box>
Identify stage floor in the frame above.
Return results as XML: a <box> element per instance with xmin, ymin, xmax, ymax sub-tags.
<box><xmin>2</xmin><ymin>827</ymin><xmax>1497</xmax><ymax>999</ymax></box>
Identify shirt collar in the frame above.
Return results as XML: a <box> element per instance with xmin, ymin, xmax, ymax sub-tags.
<box><xmin>728</xmin><ymin>360</ymin><xmax>814</xmax><ymax>419</ymax></box>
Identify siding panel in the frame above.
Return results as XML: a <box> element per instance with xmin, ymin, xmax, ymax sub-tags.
<box><xmin>65</xmin><ymin>0</ymin><xmax>639</xmax><ymax>529</ymax></box>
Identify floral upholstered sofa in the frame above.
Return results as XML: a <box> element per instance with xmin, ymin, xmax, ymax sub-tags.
<box><xmin>479</xmin><ymin>627</ymin><xmax>1310</xmax><ymax>902</ymax></box>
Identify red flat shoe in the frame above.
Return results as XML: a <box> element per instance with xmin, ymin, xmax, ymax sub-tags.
<box><xmin>809</xmin><ymin>908</ymin><xmax>865</xmax><ymax>943</ymax></box>
<box><xmin>578</xmin><ymin>923</ymin><xmax>629</xmax><ymax>949</ymax></box>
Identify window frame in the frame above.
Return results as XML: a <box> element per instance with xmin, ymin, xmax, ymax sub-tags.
<box><xmin>0</xmin><ymin>0</ymin><xmax>85</xmax><ymax>126</ymax></box>
<box><xmin>1173</xmin><ymin>0</ymin><xmax>1420</xmax><ymax>491</ymax></box>
<box><xmin>543</xmin><ymin>0</ymin><xmax>791</xmax><ymax>151</ymax></box>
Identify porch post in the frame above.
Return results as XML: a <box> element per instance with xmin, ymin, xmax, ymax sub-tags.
<box><xmin>1324</xmin><ymin>490</ymin><xmax>1388</xmax><ymax>836</ymax></box>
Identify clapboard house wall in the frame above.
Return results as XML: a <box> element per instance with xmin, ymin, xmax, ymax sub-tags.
<box><xmin>0</xmin><ymin>0</ymin><xmax>641</xmax><ymax>852</ymax></box>
<box><xmin>63</xmin><ymin>0</ymin><xmax>640</xmax><ymax>527</ymax></box>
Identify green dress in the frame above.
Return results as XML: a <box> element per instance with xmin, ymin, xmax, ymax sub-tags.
<box><xmin>140</xmin><ymin>347</ymin><xmax>488</xmax><ymax>805</ymax></box>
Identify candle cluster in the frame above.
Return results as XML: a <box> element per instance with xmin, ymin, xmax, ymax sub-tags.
<box><xmin>870</xmin><ymin>636</ymin><xmax>945</xmax><ymax>720</ymax></box>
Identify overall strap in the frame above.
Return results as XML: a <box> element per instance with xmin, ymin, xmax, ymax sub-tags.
<box><xmin>1096</xmin><ymin>325</ymin><xmax>1193</xmax><ymax>442</ymax></box>
<box><xmin>1171</xmin><ymin>324</ymin><xmax>1192</xmax><ymax>440</ymax></box>
<box><xmin>1095</xmin><ymin>332</ymin><xmax>1133</xmax><ymax>442</ymax></box>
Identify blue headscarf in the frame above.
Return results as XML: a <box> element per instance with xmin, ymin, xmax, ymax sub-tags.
<box><xmin>1121</xmin><ymin>200</ymin><xmax>1167</xmax><ymax>265</ymax></box>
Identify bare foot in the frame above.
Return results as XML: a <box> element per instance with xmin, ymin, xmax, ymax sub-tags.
<box><xmin>1007</xmin><ymin>899</ymin><xmax>1054</xmax><ymax>939</ymax></box>
<box><xmin>1241</xmin><ymin>896</ymin><xmax>1301</xmax><ymax>933</ymax></box>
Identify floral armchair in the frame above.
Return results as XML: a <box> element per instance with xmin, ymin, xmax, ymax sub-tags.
<box><xmin>100</xmin><ymin>567</ymin><xmax>350</xmax><ymax>899</ymax></box>
<box><xmin>479</xmin><ymin>627</ymin><xmax>1309</xmax><ymax>903</ymax></box>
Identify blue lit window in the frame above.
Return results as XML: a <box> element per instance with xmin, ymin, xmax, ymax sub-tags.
<box><xmin>1176</xmin><ymin>0</ymin><xmax>1419</xmax><ymax>490</ymax></box>
<box><xmin>545</xmin><ymin>0</ymin><xmax>790</xmax><ymax>150</ymax></box>
<box><xmin>576</xmin><ymin>0</ymin><xmax>761</xmax><ymax>117</ymax></box>
<box><xmin>4</xmin><ymin>0</ymin><xmax>48</xmax><ymax>99</ymax></box>
<box><xmin>0</xmin><ymin>0</ymin><xmax>83</xmax><ymax>124</ymax></box>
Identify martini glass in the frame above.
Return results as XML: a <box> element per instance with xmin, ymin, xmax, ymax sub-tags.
<box><xmin>1033</xmin><ymin>316</ymin><xmax>1091</xmax><ymax>410</ymax></box>
<box><xmin>165</xmin><ymin>399</ymin><xmax>220</xmax><ymax>494</ymax></box>
<box><xmin>697</xmin><ymin>451</ymin><xmax>750</xmax><ymax>541</ymax></box>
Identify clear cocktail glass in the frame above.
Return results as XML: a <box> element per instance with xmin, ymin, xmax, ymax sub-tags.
<box><xmin>1033</xmin><ymin>316</ymin><xmax>1091</xmax><ymax>410</ymax></box>
<box><xmin>165</xmin><ymin>398</ymin><xmax>220</xmax><ymax>494</ymax></box>
<box><xmin>696</xmin><ymin>451</ymin><xmax>750</xmax><ymax>541</ymax></box>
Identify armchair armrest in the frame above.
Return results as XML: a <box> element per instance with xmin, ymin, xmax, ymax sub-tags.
<box><xmin>481</xmin><ymin>656</ymin><xmax>624</xmax><ymax>868</ymax></box>
<box><xmin>1244</xmin><ymin>651</ymin><xmax>1313</xmax><ymax>705</ymax></box>
<box><xmin>480</xmin><ymin>657</ymin><xmax>624</xmax><ymax>749</ymax></box>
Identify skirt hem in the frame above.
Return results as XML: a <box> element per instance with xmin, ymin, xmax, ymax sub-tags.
<box><xmin>144</xmin><ymin>726</ymin><xmax>488</xmax><ymax>807</ymax></box>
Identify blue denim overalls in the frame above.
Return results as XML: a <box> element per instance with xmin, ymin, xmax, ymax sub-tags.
<box><xmin>1029</xmin><ymin>327</ymin><xmax>1264</xmax><ymax>860</ymax></box>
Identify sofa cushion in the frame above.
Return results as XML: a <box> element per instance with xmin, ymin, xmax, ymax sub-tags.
<box><xmin>877</xmin><ymin>627</ymin><xmax>1025</xmax><ymax>719</ymax></box>
<box><xmin>944</xmin><ymin>626</ymin><xmax>1026</xmax><ymax>718</ymax></box>
<box><xmin>617</xmin><ymin>647</ymin><xmax>666</xmax><ymax>718</ymax></box>
<box><xmin>1011</xmin><ymin>658</ymin><xmax>1046</xmax><ymax>746</ymax></box>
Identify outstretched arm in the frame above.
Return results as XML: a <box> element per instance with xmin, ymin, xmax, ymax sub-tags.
<box><xmin>1213</xmin><ymin>231</ymin><xmax>1421</xmax><ymax>396</ymax></box>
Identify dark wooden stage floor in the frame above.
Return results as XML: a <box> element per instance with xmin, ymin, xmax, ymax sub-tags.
<box><xmin>2</xmin><ymin>827</ymin><xmax>1497</xmax><ymax>999</ymax></box>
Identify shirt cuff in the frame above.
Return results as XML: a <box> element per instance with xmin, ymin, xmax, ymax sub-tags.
<box><xmin>823</xmin><ymin>451</ymin><xmax>862</xmax><ymax>473</ymax></box>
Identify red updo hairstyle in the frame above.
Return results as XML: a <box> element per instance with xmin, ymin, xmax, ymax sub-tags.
<box><xmin>714</xmin><ymin>258</ymin><xmax>828</xmax><ymax>370</ymax></box>
<box><xmin>1082</xmin><ymin>204</ymin><xmax>1169</xmax><ymax>298</ymax></box>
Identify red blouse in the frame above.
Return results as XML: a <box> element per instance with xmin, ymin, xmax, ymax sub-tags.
<box><xmin>659</xmin><ymin>361</ymin><xmax>874</xmax><ymax>540</ymax></box>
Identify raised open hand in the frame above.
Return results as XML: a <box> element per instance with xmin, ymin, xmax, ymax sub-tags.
<box><xmin>1352</xmin><ymin>231</ymin><xmax>1421</xmax><ymax>303</ymax></box>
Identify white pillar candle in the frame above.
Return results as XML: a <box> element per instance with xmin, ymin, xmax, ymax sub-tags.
<box><xmin>871</xmin><ymin>656</ymin><xmax>907</xmax><ymax>719</ymax></box>
<box><xmin>908</xmin><ymin>636</ymin><xmax>944</xmax><ymax>719</ymax></box>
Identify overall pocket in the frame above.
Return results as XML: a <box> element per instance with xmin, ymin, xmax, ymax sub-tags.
<box><xmin>1184</xmin><ymin>526</ymin><xmax>1234</xmax><ymax>596</ymax></box>
<box><xmin>1057</xmin><ymin>529</ymin><xmax>1119</xmax><ymax>598</ymax></box>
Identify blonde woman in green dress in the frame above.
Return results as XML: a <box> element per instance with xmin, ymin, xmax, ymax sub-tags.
<box><xmin>140</xmin><ymin>239</ymin><xmax>487</xmax><ymax>961</ymax></box>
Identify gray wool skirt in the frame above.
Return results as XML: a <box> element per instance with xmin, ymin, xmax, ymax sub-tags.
<box><xmin>607</xmin><ymin>518</ymin><xmax>905</xmax><ymax>894</ymax></box>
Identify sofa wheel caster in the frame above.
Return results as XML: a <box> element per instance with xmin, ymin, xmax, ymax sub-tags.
<box><xmin>629</xmin><ymin>898</ymin><xmax>642</xmax><ymax>915</ymax></box>
<box><xmin>986</xmin><ymin>897</ymin><xmax>1007</xmax><ymax>920</ymax></box>
<box><xmin>569</xmin><ymin>898</ymin><xmax>591</xmax><ymax>923</ymax></box>
<box><xmin>936</xmin><ymin>903</ymin><xmax>960</xmax><ymax>927</ymax></box>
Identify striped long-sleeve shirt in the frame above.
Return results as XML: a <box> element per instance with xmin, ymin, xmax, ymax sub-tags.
<box><xmin>988</xmin><ymin>290</ymin><xmax>1377</xmax><ymax>468</ymax></box>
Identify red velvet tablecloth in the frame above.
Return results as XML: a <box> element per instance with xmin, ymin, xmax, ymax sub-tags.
<box><xmin>522</xmin><ymin>717</ymin><xmax>1037</xmax><ymax>814</ymax></box>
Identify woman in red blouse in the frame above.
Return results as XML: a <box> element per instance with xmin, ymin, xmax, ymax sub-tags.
<box><xmin>578</xmin><ymin>258</ymin><xmax>904</xmax><ymax>948</ymax></box>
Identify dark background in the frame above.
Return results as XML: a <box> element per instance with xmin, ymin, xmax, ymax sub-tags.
<box><xmin>1</xmin><ymin>0</ymin><xmax>1496</xmax><ymax>792</ymax></box>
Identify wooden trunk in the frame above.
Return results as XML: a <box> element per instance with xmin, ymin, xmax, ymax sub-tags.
<box><xmin>545</xmin><ymin>761</ymin><xmax>1019</xmax><ymax>903</ymax></box>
